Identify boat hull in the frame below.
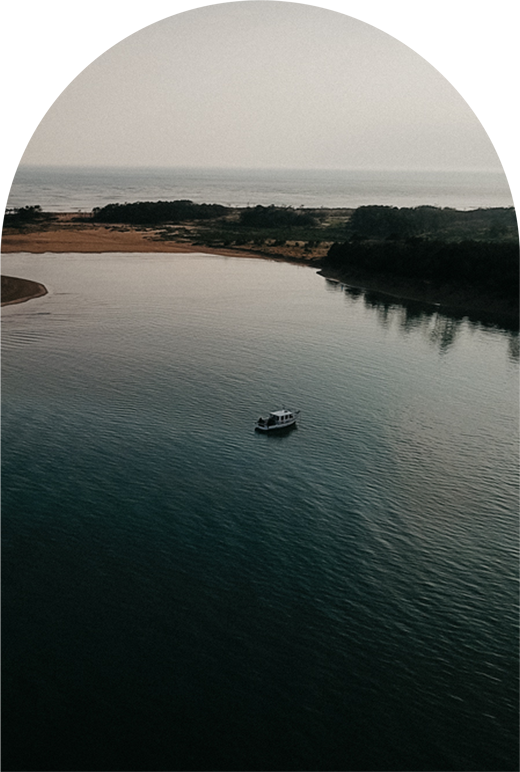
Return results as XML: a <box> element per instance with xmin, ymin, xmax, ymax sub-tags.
<box><xmin>255</xmin><ymin>419</ymin><xmax>298</xmax><ymax>432</ymax></box>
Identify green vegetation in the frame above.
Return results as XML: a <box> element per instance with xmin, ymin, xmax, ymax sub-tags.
<box><xmin>322</xmin><ymin>239</ymin><xmax>519</xmax><ymax>300</ymax></box>
<box><xmin>1</xmin><ymin>200</ymin><xmax>342</xmax><ymax>254</ymax></box>
<box><xmin>89</xmin><ymin>200</ymin><xmax>340</xmax><ymax>248</ymax></box>
<box><xmin>347</xmin><ymin>205</ymin><xmax>518</xmax><ymax>242</ymax></box>
<box><xmin>321</xmin><ymin>206</ymin><xmax>519</xmax><ymax>311</ymax></box>
<box><xmin>92</xmin><ymin>200</ymin><xmax>228</xmax><ymax>224</ymax></box>
<box><xmin>87</xmin><ymin>201</ymin><xmax>518</xmax><ymax>249</ymax></box>
<box><xmin>238</xmin><ymin>204</ymin><xmax>317</xmax><ymax>229</ymax></box>
<box><xmin>185</xmin><ymin>222</ymin><xmax>331</xmax><ymax>250</ymax></box>
<box><xmin>4</xmin><ymin>205</ymin><xmax>56</xmax><ymax>228</ymax></box>
<box><xmin>180</xmin><ymin>207</ymin><xmax>347</xmax><ymax>250</ymax></box>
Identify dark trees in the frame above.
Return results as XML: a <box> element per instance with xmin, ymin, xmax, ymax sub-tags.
<box><xmin>91</xmin><ymin>200</ymin><xmax>228</xmax><ymax>225</ymax></box>
<box><xmin>323</xmin><ymin>238</ymin><xmax>519</xmax><ymax>299</ymax></box>
<box><xmin>238</xmin><ymin>205</ymin><xmax>317</xmax><ymax>229</ymax></box>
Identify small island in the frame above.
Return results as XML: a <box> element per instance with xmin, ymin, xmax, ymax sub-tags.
<box><xmin>2</xmin><ymin>202</ymin><xmax>518</xmax><ymax>325</ymax></box>
<box><xmin>1</xmin><ymin>274</ymin><xmax>48</xmax><ymax>306</ymax></box>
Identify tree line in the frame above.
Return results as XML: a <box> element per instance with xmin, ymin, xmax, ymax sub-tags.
<box><xmin>90</xmin><ymin>201</ymin><xmax>317</xmax><ymax>229</ymax></box>
<box><xmin>3</xmin><ymin>205</ymin><xmax>52</xmax><ymax>226</ymax></box>
<box><xmin>322</xmin><ymin>237</ymin><xmax>519</xmax><ymax>299</ymax></box>
<box><xmin>91</xmin><ymin>200</ymin><xmax>228</xmax><ymax>224</ymax></box>
<box><xmin>347</xmin><ymin>205</ymin><xmax>518</xmax><ymax>242</ymax></box>
<box><xmin>238</xmin><ymin>205</ymin><xmax>317</xmax><ymax>229</ymax></box>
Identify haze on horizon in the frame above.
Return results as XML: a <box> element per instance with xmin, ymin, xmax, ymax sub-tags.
<box><xmin>19</xmin><ymin>1</ymin><xmax>503</xmax><ymax>173</ymax></box>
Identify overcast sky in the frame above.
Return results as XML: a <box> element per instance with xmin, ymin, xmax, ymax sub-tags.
<box><xmin>1</xmin><ymin>1</ymin><xmax>518</xmax><ymax>194</ymax></box>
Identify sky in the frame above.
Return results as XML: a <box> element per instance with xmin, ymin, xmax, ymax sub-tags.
<box><xmin>0</xmin><ymin>1</ymin><xmax>518</xmax><ymax>202</ymax></box>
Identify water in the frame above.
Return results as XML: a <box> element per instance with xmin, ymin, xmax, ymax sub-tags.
<box><xmin>2</xmin><ymin>251</ymin><xmax>518</xmax><ymax>771</ymax></box>
<box><xmin>6</xmin><ymin>165</ymin><xmax>515</xmax><ymax>212</ymax></box>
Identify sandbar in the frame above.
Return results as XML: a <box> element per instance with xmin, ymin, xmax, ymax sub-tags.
<box><xmin>0</xmin><ymin>214</ymin><xmax>281</xmax><ymax>259</ymax></box>
<box><xmin>2</xmin><ymin>275</ymin><xmax>48</xmax><ymax>306</ymax></box>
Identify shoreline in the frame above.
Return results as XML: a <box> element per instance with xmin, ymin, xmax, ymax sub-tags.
<box><xmin>2</xmin><ymin>214</ymin><xmax>518</xmax><ymax>326</ymax></box>
<box><xmin>1</xmin><ymin>218</ymin><xmax>264</xmax><ymax>259</ymax></box>
<box><xmin>317</xmin><ymin>267</ymin><xmax>519</xmax><ymax>329</ymax></box>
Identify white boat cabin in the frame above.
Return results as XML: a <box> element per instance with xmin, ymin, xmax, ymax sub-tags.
<box><xmin>255</xmin><ymin>408</ymin><xmax>300</xmax><ymax>432</ymax></box>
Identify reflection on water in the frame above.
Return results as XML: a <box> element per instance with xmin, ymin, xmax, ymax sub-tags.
<box><xmin>508</xmin><ymin>333</ymin><xmax>519</xmax><ymax>361</ymax></box>
<box><xmin>324</xmin><ymin>278</ymin><xmax>519</xmax><ymax>360</ymax></box>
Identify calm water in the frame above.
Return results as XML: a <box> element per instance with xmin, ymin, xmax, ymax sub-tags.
<box><xmin>2</xmin><ymin>252</ymin><xmax>518</xmax><ymax>771</ymax></box>
<box><xmin>6</xmin><ymin>165</ymin><xmax>515</xmax><ymax>211</ymax></box>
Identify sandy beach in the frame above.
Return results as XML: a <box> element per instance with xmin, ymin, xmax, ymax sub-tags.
<box><xmin>0</xmin><ymin>214</ymin><xmax>267</xmax><ymax>259</ymax></box>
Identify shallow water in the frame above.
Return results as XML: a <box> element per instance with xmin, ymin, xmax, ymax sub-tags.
<box><xmin>2</xmin><ymin>252</ymin><xmax>518</xmax><ymax>771</ymax></box>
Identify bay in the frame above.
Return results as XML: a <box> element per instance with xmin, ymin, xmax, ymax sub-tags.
<box><xmin>2</xmin><ymin>252</ymin><xmax>518</xmax><ymax>771</ymax></box>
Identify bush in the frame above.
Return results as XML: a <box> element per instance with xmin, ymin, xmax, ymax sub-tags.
<box><xmin>92</xmin><ymin>200</ymin><xmax>228</xmax><ymax>225</ymax></box>
<box><xmin>238</xmin><ymin>205</ymin><xmax>317</xmax><ymax>229</ymax></box>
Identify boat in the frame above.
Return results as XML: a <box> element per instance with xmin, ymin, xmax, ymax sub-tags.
<box><xmin>255</xmin><ymin>408</ymin><xmax>300</xmax><ymax>432</ymax></box>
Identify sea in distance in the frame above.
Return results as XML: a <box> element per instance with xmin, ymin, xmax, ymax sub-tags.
<box><xmin>6</xmin><ymin>164</ymin><xmax>516</xmax><ymax>212</ymax></box>
<box><xmin>2</xmin><ymin>243</ymin><xmax>518</xmax><ymax>769</ymax></box>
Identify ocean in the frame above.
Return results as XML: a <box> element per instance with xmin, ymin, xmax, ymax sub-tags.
<box><xmin>5</xmin><ymin>165</ymin><xmax>515</xmax><ymax>212</ymax></box>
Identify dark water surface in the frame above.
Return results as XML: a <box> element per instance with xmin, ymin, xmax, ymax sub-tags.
<box><xmin>2</xmin><ymin>253</ymin><xmax>518</xmax><ymax>771</ymax></box>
